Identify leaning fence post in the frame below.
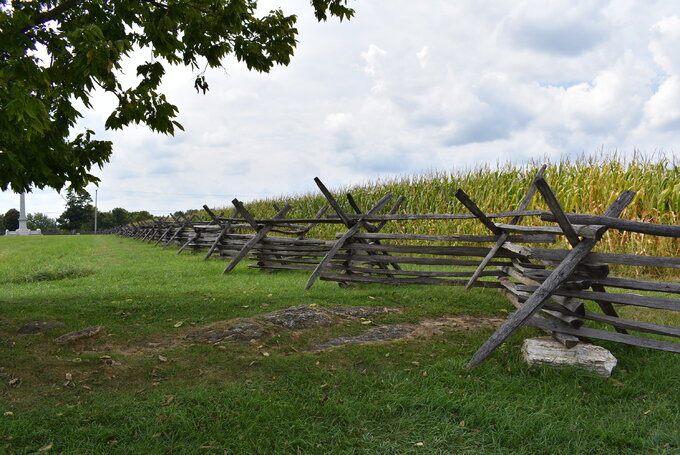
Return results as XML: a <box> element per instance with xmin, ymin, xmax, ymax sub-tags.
<box><xmin>223</xmin><ymin>204</ymin><xmax>292</xmax><ymax>273</ymax></box>
<box><xmin>305</xmin><ymin>186</ymin><xmax>394</xmax><ymax>290</ymax></box>
<box><xmin>534</xmin><ymin>176</ymin><xmax>627</xmax><ymax>333</ymax></box>
<box><xmin>463</xmin><ymin>166</ymin><xmax>546</xmax><ymax>289</ymax></box>
<box><xmin>345</xmin><ymin>192</ymin><xmax>403</xmax><ymax>273</ymax></box>
<box><xmin>466</xmin><ymin>190</ymin><xmax>635</xmax><ymax>368</ymax></box>
<box><xmin>296</xmin><ymin>205</ymin><xmax>329</xmax><ymax>240</ymax></box>
<box><xmin>205</xmin><ymin>207</ymin><xmax>240</xmax><ymax>260</ymax></box>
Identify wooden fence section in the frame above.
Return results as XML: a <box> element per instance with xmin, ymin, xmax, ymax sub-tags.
<box><xmin>116</xmin><ymin>173</ymin><xmax>679</xmax><ymax>367</ymax></box>
<box><xmin>118</xmin><ymin>197</ymin><xmax>341</xmax><ymax>272</ymax></box>
<box><xmin>457</xmin><ymin>177</ymin><xmax>680</xmax><ymax>367</ymax></box>
<box><xmin>302</xmin><ymin>172</ymin><xmax>679</xmax><ymax>365</ymax></box>
<box><xmin>314</xmin><ymin>168</ymin><xmax>554</xmax><ymax>289</ymax></box>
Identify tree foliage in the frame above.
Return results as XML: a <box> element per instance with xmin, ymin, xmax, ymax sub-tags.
<box><xmin>0</xmin><ymin>0</ymin><xmax>354</xmax><ymax>193</ymax></box>
<box><xmin>4</xmin><ymin>208</ymin><xmax>19</xmax><ymax>230</ymax></box>
<box><xmin>57</xmin><ymin>189</ymin><xmax>93</xmax><ymax>231</ymax></box>
<box><xmin>92</xmin><ymin>206</ymin><xmax>152</xmax><ymax>230</ymax></box>
<box><xmin>27</xmin><ymin>212</ymin><xmax>59</xmax><ymax>232</ymax></box>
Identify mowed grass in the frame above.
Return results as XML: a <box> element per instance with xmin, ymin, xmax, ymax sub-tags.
<box><xmin>0</xmin><ymin>236</ymin><xmax>678</xmax><ymax>455</ymax></box>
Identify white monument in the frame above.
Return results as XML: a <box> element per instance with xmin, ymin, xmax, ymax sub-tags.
<box><xmin>5</xmin><ymin>193</ymin><xmax>42</xmax><ymax>236</ymax></box>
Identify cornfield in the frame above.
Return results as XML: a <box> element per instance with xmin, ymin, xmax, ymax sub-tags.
<box><xmin>221</xmin><ymin>153</ymin><xmax>679</xmax><ymax>260</ymax></box>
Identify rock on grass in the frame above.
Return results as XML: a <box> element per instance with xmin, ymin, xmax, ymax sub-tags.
<box><xmin>54</xmin><ymin>326</ymin><xmax>105</xmax><ymax>344</ymax></box>
<box><xmin>522</xmin><ymin>337</ymin><xmax>618</xmax><ymax>377</ymax></box>
<box><xmin>309</xmin><ymin>325</ymin><xmax>416</xmax><ymax>351</ymax></box>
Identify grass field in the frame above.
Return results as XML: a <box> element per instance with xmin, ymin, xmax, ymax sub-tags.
<box><xmin>1</xmin><ymin>236</ymin><xmax>678</xmax><ymax>454</ymax></box>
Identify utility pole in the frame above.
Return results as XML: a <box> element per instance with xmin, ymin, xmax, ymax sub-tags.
<box><xmin>94</xmin><ymin>189</ymin><xmax>98</xmax><ymax>234</ymax></box>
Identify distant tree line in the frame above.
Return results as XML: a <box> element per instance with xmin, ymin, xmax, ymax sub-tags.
<box><xmin>1</xmin><ymin>190</ymin><xmax>153</xmax><ymax>234</ymax></box>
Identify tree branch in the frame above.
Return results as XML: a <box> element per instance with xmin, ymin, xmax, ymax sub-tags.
<box><xmin>19</xmin><ymin>0</ymin><xmax>80</xmax><ymax>33</ymax></box>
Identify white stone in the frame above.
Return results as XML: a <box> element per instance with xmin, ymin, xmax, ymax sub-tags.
<box><xmin>522</xmin><ymin>337</ymin><xmax>617</xmax><ymax>377</ymax></box>
<box><xmin>5</xmin><ymin>228</ymin><xmax>42</xmax><ymax>236</ymax></box>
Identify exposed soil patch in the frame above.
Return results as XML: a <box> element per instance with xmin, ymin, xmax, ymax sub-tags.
<box><xmin>308</xmin><ymin>316</ymin><xmax>506</xmax><ymax>352</ymax></box>
<box><xmin>54</xmin><ymin>326</ymin><xmax>105</xmax><ymax>344</ymax></box>
<box><xmin>309</xmin><ymin>325</ymin><xmax>416</xmax><ymax>351</ymax></box>
<box><xmin>124</xmin><ymin>335</ymin><xmax>182</xmax><ymax>353</ymax></box>
<box><xmin>186</xmin><ymin>304</ymin><xmax>400</xmax><ymax>344</ymax></box>
<box><xmin>91</xmin><ymin>305</ymin><xmax>504</xmax><ymax>356</ymax></box>
<box><xmin>186</xmin><ymin>319</ymin><xmax>270</xmax><ymax>344</ymax></box>
<box><xmin>258</xmin><ymin>306</ymin><xmax>337</xmax><ymax>330</ymax></box>
<box><xmin>17</xmin><ymin>320</ymin><xmax>66</xmax><ymax>335</ymax></box>
<box><xmin>410</xmin><ymin>316</ymin><xmax>507</xmax><ymax>338</ymax></box>
<box><xmin>325</xmin><ymin>306</ymin><xmax>398</xmax><ymax>319</ymax></box>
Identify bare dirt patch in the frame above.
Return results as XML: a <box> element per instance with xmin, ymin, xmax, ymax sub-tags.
<box><xmin>309</xmin><ymin>325</ymin><xmax>416</xmax><ymax>351</ymax></box>
<box><xmin>110</xmin><ymin>305</ymin><xmax>504</xmax><ymax>354</ymax></box>
<box><xmin>186</xmin><ymin>304</ymin><xmax>400</xmax><ymax>343</ymax></box>
<box><xmin>17</xmin><ymin>320</ymin><xmax>66</xmax><ymax>335</ymax></box>
<box><xmin>308</xmin><ymin>315</ymin><xmax>506</xmax><ymax>351</ymax></box>
<box><xmin>410</xmin><ymin>315</ymin><xmax>506</xmax><ymax>338</ymax></box>
<box><xmin>53</xmin><ymin>326</ymin><xmax>105</xmax><ymax>344</ymax></box>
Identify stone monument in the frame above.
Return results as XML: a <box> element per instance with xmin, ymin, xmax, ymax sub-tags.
<box><xmin>5</xmin><ymin>193</ymin><xmax>42</xmax><ymax>236</ymax></box>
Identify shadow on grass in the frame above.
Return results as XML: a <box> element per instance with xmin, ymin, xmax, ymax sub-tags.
<box><xmin>3</xmin><ymin>266</ymin><xmax>95</xmax><ymax>284</ymax></box>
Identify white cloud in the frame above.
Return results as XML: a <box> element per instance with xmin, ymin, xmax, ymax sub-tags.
<box><xmin>649</xmin><ymin>15</ymin><xmax>680</xmax><ymax>74</ymax></box>
<box><xmin>324</xmin><ymin>112</ymin><xmax>352</xmax><ymax>129</ymax></box>
<box><xmin>643</xmin><ymin>77</ymin><xmax>680</xmax><ymax>131</ymax></box>
<box><xmin>361</xmin><ymin>44</ymin><xmax>387</xmax><ymax>77</ymax></box>
<box><xmin>551</xmin><ymin>54</ymin><xmax>652</xmax><ymax>134</ymax></box>
<box><xmin>641</xmin><ymin>16</ymin><xmax>680</xmax><ymax>131</ymax></box>
<box><xmin>416</xmin><ymin>46</ymin><xmax>430</xmax><ymax>69</ymax></box>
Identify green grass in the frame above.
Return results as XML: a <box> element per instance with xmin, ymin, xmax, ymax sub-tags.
<box><xmin>0</xmin><ymin>236</ymin><xmax>678</xmax><ymax>454</ymax></box>
<box><xmin>2</xmin><ymin>266</ymin><xmax>94</xmax><ymax>284</ymax></box>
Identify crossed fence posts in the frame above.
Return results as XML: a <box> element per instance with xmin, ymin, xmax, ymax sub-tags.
<box><xmin>455</xmin><ymin>175</ymin><xmax>679</xmax><ymax>367</ymax></box>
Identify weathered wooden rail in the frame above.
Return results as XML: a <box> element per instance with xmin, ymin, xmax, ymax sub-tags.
<box><xmin>116</xmin><ymin>172</ymin><xmax>679</xmax><ymax>367</ymax></box>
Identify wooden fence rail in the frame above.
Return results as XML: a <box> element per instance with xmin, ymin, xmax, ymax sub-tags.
<box><xmin>116</xmin><ymin>172</ymin><xmax>679</xmax><ymax>367</ymax></box>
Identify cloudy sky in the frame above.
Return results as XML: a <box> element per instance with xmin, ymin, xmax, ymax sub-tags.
<box><xmin>2</xmin><ymin>0</ymin><xmax>680</xmax><ymax>218</ymax></box>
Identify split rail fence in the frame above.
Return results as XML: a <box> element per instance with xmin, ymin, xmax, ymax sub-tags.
<box><xmin>117</xmin><ymin>170</ymin><xmax>680</xmax><ymax>367</ymax></box>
